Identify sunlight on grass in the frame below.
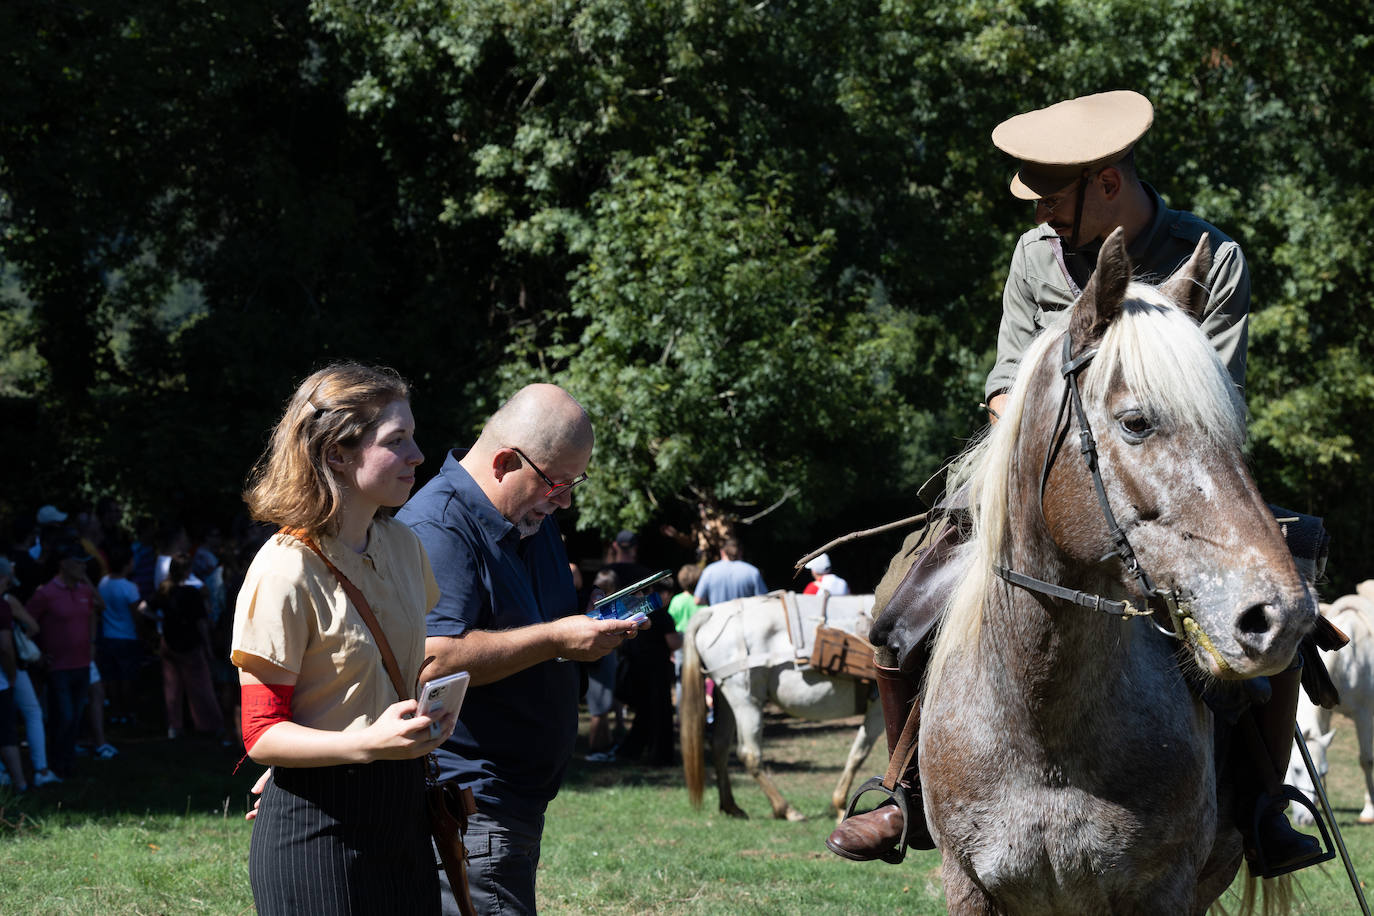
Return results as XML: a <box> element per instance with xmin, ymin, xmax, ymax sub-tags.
<box><xmin>0</xmin><ymin>710</ymin><xmax>1370</xmax><ymax>913</ymax></box>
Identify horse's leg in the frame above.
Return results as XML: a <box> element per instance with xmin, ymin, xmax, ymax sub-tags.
<box><xmin>726</xmin><ymin>674</ymin><xmax>805</xmax><ymax>822</ymax></box>
<box><xmin>831</xmin><ymin>688</ymin><xmax>883</xmax><ymax>821</ymax></box>
<box><xmin>710</xmin><ymin>685</ymin><xmax>747</xmax><ymax>819</ymax></box>
<box><xmin>941</xmin><ymin>859</ymin><xmax>997</xmax><ymax>916</ymax></box>
<box><xmin>1354</xmin><ymin>708</ymin><xmax>1374</xmax><ymax>823</ymax></box>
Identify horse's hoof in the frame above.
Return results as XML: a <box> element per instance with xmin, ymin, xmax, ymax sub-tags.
<box><xmin>723</xmin><ymin>806</ymin><xmax>749</xmax><ymax>820</ymax></box>
<box><xmin>785</xmin><ymin>808</ymin><xmax>807</xmax><ymax>823</ymax></box>
<box><xmin>1359</xmin><ymin>814</ymin><xmax>1374</xmax><ymax>825</ymax></box>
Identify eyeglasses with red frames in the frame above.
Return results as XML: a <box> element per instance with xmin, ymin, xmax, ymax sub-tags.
<box><xmin>510</xmin><ymin>446</ymin><xmax>589</xmax><ymax>499</ymax></box>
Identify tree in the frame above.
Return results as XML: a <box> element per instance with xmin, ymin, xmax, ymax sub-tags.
<box><xmin>4</xmin><ymin>0</ymin><xmax>1370</xmax><ymax>591</ymax></box>
<box><xmin>0</xmin><ymin>0</ymin><xmax>504</xmax><ymax>521</ymax></box>
<box><xmin>499</xmin><ymin>150</ymin><xmax>941</xmax><ymax>553</ymax></box>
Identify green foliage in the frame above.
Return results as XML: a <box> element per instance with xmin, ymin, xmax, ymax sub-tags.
<box><xmin>1</xmin><ymin>0</ymin><xmax>1371</xmax><ymax>587</ymax></box>
<box><xmin>0</xmin><ymin>0</ymin><xmax>504</xmax><ymax>522</ymax></box>
<box><xmin>501</xmin><ymin>150</ymin><xmax>937</xmax><ymax>536</ymax></box>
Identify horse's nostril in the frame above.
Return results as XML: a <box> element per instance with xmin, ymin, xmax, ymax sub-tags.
<box><xmin>1237</xmin><ymin>603</ymin><xmax>1272</xmax><ymax>636</ymax></box>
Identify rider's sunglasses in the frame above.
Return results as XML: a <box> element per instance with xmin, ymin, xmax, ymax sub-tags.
<box><xmin>510</xmin><ymin>446</ymin><xmax>589</xmax><ymax>500</ymax></box>
<box><xmin>1037</xmin><ymin>168</ymin><xmax>1105</xmax><ymax>216</ymax></box>
<box><xmin>1036</xmin><ymin>179</ymin><xmax>1081</xmax><ymax>216</ymax></box>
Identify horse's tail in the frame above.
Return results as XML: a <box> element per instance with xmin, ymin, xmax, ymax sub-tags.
<box><xmin>680</xmin><ymin>606</ymin><xmax>711</xmax><ymax>809</ymax></box>
<box><xmin>1211</xmin><ymin>870</ymin><xmax>1294</xmax><ymax>916</ymax></box>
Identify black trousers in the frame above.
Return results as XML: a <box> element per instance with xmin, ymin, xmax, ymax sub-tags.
<box><xmin>249</xmin><ymin>758</ymin><xmax>438</xmax><ymax>916</ymax></box>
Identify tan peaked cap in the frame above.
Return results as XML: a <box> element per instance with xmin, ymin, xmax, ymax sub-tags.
<box><xmin>992</xmin><ymin>91</ymin><xmax>1154</xmax><ymax>200</ymax></box>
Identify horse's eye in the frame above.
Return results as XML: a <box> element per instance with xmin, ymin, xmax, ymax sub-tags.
<box><xmin>1118</xmin><ymin>412</ymin><xmax>1154</xmax><ymax>439</ymax></box>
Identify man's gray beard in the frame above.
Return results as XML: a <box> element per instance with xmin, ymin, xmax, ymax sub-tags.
<box><xmin>516</xmin><ymin>516</ymin><xmax>543</xmax><ymax>538</ymax></box>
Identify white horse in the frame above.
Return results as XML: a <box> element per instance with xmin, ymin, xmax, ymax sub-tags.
<box><xmin>1287</xmin><ymin>584</ymin><xmax>1374</xmax><ymax>826</ymax></box>
<box><xmin>679</xmin><ymin>593</ymin><xmax>882</xmax><ymax>821</ymax></box>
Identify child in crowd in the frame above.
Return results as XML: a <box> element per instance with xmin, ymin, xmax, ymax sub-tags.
<box><xmin>667</xmin><ymin>564</ymin><xmax>702</xmax><ymax>632</ymax></box>
<box><xmin>97</xmin><ymin>544</ymin><xmax>151</xmax><ymax>725</ymax></box>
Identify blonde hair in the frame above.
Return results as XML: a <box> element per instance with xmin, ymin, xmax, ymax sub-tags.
<box><xmin>244</xmin><ymin>362</ymin><xmax>411</xmax><ymax>536</ymax></box>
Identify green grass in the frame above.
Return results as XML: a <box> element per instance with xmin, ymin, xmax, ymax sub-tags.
<box><xmin>0</xmin><ymin>725</ymin><xmax>257</xmax><ymax>914</ymax></box>
<box><xmin>2</xmin><ymin>709</ymin><xmax>1371</xmax><ymax>914</ymax></box>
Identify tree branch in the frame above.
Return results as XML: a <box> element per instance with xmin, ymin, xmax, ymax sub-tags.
<box><xmin>794</xmin><ymin>512</ymin><xmax>930</xmax><ymax>572</ymax></box>
<box><xmin>739</xmin><ymin>486</ymin><xmax>797</xmax><ymax>525</ymax></box>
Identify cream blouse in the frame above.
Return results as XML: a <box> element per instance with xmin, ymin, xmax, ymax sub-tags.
<box><xmin>231</xmin><ymin>515</ymin><xmax>440</xmax><ymax>733</ymax></box>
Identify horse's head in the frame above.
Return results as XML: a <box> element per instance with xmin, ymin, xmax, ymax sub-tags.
<box><xmin>1026</xmin><ymin>228</ymin><xmax>1316</xmax><ymax>679</ymax></box>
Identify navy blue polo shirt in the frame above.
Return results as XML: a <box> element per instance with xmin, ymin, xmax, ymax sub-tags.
<box><xmin>396</xmin><ymin>449</ymin><xmax>580</xmax><ymax>818</ymax></box>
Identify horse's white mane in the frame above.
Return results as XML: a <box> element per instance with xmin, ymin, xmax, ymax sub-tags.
<box><xmin>1086</xmin><ymin>284</ymin><xmax>1246</xmax><ymax>447</ymax></box>
<box><xmin>924</xmin><ymin>283</ymin><xmax>1247</xmax><ymax>699</ymax></box>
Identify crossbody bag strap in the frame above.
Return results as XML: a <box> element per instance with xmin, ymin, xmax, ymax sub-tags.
<box><xmin>281</xmin><ymin>526</ymin><xmax>409</xmax><ymax>702</ymax></box>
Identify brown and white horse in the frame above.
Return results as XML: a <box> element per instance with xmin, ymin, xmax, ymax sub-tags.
<box><xmin>891</xmin><ymin>229</ymin><xmax>1315</xmax><ymax>914</ymax></box>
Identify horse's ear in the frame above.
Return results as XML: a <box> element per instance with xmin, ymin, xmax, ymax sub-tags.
<box><xmin>1070</xmin><ymin>226</ymin><xmax>1130</xmax><ymax>346</ymax></box>
<box><xmin>1158</xmin><ymin>235</ymin><xmax>1213</xmax><ymax>321</ymax></box>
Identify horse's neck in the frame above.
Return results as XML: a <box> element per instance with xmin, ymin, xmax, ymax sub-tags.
<box><xmin>990</xmin><ymin>556</ymin><xmax>1126</xmax><ymax>696</ymax></box>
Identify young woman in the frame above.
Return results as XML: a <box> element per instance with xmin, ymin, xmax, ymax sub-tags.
<box><xmin>231</xmin><ymin>363</ymin><xmax>455</xmax><ymax>916</ymax></box>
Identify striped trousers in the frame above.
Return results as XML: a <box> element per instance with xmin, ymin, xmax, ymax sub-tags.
<box><xmin>249</xmin><ymin>758</ymin><xmax>438</xmax><ymax>915</ymax></box>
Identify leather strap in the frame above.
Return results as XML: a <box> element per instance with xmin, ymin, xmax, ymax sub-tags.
<box><xmin>993</xmin><ymin>565</ymin><xmax>1150</xmax><ymax>618</ymax></box>
<box><xmin>281</xmin><ymin>527</ymin><xmax>409</xmax><ymax>702</ymax></box>
<box><xmin>1313</xmin><ymin>614</ymin><xmax>1349</xmax><ymax>652</ymax></box>
<box><xmin>882</xmin><ymin>691</ymin><xmax>921</xmax><ymax>792</ymax></box>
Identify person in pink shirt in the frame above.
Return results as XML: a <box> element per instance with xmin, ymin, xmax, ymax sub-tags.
<box><xmin>26</xmin><ymin>541</ymin><xmax>102</xmax><ymax>777</ymax></box>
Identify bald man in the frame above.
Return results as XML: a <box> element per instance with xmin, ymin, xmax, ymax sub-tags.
<box><xmin>398</xmin><ymin>384</ymin><xmax>641</xmax><ymax>915</ymax></box>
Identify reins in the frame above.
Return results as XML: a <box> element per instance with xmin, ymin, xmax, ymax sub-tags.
<box><xmin>995</xmin><ymin>332</ymin><xmax>1205</xmax><ymax>649</ymax></box>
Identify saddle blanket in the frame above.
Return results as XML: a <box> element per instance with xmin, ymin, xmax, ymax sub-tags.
<box><xmin>693</xmin><ymin>591</ymin><xmax>876</xmax><ymax>681</ymax></box>
<box><xmin>781</xmin><ymin>591</ymin><xmax>876</xmax><ymax>663</ymax></box>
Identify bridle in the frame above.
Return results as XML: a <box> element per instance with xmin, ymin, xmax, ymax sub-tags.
<box><xmin>993</xmin><ymin>332</ymin><xmax>1217</xmax><ymax>656</ymax></box>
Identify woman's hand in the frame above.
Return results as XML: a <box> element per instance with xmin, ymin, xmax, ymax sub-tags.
<box><xmin>362</xmin><ymin>699</ymin><xmax>458</xmax><ymax>761</ymax></box>
<box><xmin>244</xmin><ymin>768</ymin><xmax>271</xmax><ymax>821</ymax></box>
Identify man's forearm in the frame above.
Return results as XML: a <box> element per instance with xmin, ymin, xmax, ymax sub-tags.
<box><xmin>424</xmin><ymin>625</ymin><xmax>562</xmax><ymax>687</ymax></box>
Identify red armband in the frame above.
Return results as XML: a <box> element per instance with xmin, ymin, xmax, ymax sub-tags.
<box><xmin>241</xmin><ymin>683</ymin><xmax>295</xmax><ymax>753</ymax></box>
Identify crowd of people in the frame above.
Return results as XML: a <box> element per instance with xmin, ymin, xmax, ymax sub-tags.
<box><xmin>0</xmin><ymin>500</ymin><xmax>285</xmax><ymax>793</ymax></box>
<box><xmin>0</xmin><ymin>453</ymin><xmax>805</xmax><ymax>803</ymax></box>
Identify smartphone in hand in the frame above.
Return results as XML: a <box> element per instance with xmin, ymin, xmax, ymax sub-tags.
<box><xmin>417</xmin><ymin>671</ymin><xmax>470</xmax><ymax>739</ymax></box>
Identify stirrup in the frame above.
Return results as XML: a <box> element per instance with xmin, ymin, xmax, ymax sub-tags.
<box><xmin>842</xmin><ymin>776</ymin><xmax>916</xmax><ymax>865</ymax></box>
<box><xmin>1247</xmin><ymin>785</ymin><xmax>1336</xmax><ymax>879</ymax></box>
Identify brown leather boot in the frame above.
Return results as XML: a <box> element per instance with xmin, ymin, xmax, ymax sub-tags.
<box><xmin>825</xmin><ymin>661</ymin><xmax>934</xmax><ymax>861</ymax></box>
<box><xmin>1239</xmin><ymin>667</ymin><xmax>1327</xmax><ymax>877</ymax></box>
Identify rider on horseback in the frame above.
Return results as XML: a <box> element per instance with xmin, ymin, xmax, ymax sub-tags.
<box><xmin>826</xmin><ymin>90</ymin><xmax>1329</xmax><ymax>877</ymax></box>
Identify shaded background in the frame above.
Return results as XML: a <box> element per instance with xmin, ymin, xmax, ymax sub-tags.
<box><xmin>2</xmin><ymin>0</ymin><xmax>1370</xmax><ymax>593</ymax></box>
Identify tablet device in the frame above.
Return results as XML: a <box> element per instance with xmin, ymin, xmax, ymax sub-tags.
<box><xmin>417</xmin><ymin>671</ymin><xmax>470</xmax><ymax>739</ymax></box>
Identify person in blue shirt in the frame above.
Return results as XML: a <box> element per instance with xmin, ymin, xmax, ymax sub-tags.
<box><xmin>693</xmin><ymin>537</ymin><xmax>768</xmax><ymax>607</ymax></box>
<box><xmin>398</xmin><ymin>383</ymin><xmax>642</xmax><ymax>916</ymax></box>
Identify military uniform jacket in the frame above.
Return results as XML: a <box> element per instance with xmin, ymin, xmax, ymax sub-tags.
<box><xmin>986</xmin><ymin>184</ymin><xmax>1250</xmax><ymax>400</ymax></box>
